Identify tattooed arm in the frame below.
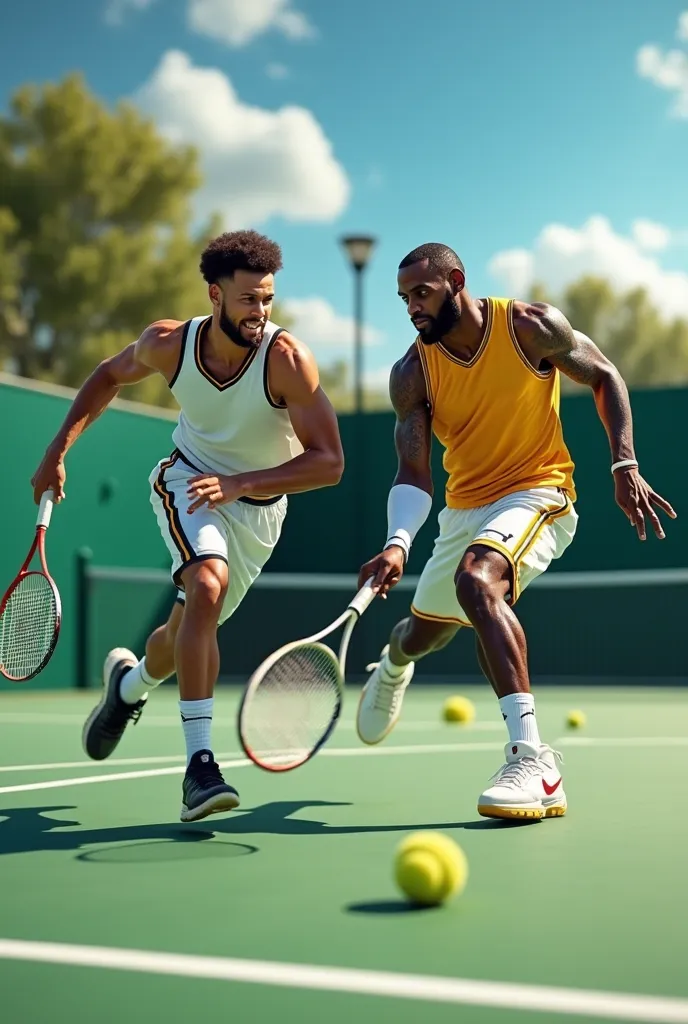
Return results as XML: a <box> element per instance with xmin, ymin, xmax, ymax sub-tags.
<box><xmin>515</xmin><ymin>303</ymin><xmax>676</xmax><ymax>540</ymax></box>
<box><xmin>358</xmin><ymin>347</ymin><xmax>434</xmax><ymax>593</ymax></box>
<box><xmin>390</xmin><ymin>347</ymin><xmax>434</xmax><ymax>494</ymax></box>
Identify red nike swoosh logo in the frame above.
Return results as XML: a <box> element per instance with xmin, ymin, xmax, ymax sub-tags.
<box><xmin>543</xmin><ymin>777</ymin><xmax>562</xmax><ymax>795</ymax></box>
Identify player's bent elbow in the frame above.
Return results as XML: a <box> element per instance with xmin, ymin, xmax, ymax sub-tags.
<box><xmin>321</xmin><ymin>449</ymin><xmax>345</xmax><ymax>486</ymax></box>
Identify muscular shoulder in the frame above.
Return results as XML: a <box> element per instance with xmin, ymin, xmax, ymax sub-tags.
<box><xmin>267</xmin><ymin>330</ymin><xmax>319</xmax><ymax>404</ymax></box>
<box><xmin>511</xmin><ymin>301</ymin><xmax>575</xmax><ymax>358</ymax></box>
<box><xmin>136</xmin><ymin>319</ymin><xmax>187</xmax><ymax>379</ymax></box>
<box><xmin>390</xmin><ymin>344</ymin><xmax>428</xmax><ymax>416</ymax></box>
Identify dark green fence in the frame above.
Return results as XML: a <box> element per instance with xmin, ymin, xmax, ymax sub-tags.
<box><xmin>2</xmin><ymin>373</ymin><xmax>686</xmax><ymax>691</ymax></box>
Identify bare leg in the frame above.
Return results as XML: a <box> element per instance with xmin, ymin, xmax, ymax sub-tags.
<box><xmin>455</xmin><ymin>545</ymin><xmax>530</xmax><ymax>697</ymax></box>
<box><xmin>388</xmin><ymin>614</ymin><xmax>459</xmax><ymax>665</ymax></box>
<box><xmin>143</xmin><ymin>601</ymin><xmax>184</xmax><ymax>680</ymax></box>
<box><xmin>175</xmin><ymin>560</ymin><xmax>228</xmax><ymax>701</ymax></box>
<box><xmin>475</xmin><ymin>634</ymin><xmax>498</xmax><ymax>688</ymax></box>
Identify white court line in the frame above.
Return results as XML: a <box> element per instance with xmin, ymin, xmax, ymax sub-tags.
<box><xmin>551</xmin><ymin>736</ymin><xmax>688</xmax><ymax>750</ymax></box>
<box><xmin>2</xmin><ymin>734</ymin><xmax>687</xmax><ymax>777</ymax></box>
<box><xmin>1</xmin><ymin>735</ymin><xmax>687</xmax><ymax>796</ymax></box>
<box><xmin>0</xmin><ymin>753</ymin><xmax>193</xmax><ymax>774</ymax></box>
<box><xmin>0</xmin><ymin>744</ymin><xmax>500</xmax><ymax>776</ymax></box>
<box><xmin>0</xmin><ymin>744</ymin><xmax>506</xmax><ymax>795</ymax></box>
<box><xmin>0</xmin><ymin>713</ymin><xmax>182</xmax><ymax>727</ymax></box>
<box><xmin>0</xmin><ymin>940</ymin><xmax>686</xmax><ymax>1022</ymax></box>
<box><xmin>0</xmin><ymin>713</ymin><xmax>503</xmax><ymax>732</ymax></box>
<box><xmin>0</xmin><ymin>760</ymin><xmax>247</xmax><ymax>796</ymax></box>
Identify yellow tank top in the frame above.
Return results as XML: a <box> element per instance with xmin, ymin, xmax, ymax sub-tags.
<box><xmin>417</xmin><ymin>297</ymin><xmax>576</xmax><ymax>509</ymax></box>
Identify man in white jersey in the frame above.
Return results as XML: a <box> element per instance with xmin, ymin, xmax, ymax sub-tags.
<box><xmin>30</xmin><ymin>231</ymin><xmax>344</xmax><ymax>822</ymax></box>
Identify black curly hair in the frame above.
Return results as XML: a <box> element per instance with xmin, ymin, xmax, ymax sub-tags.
<box><xmin>200</xmin><ymin>230</ymin><xmax>283</xmax><ymax>284</ymax></box>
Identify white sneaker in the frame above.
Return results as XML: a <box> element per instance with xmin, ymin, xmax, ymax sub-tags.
<box><xmin>477</xmin><ymin>740</ymin><xmax>567</xmax><ymax>820</ymax></box>
<box><xmin>356</xmin><ymin>645</ymin><xmax>414</xmax><ymax>745</ymax></box>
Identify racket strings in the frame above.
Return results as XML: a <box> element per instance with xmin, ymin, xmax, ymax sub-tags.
<box><xmin>0</xmin><ymin>573</ymin><xmax>58</xmax><ymax>679</ymax></box>
<box><xmin>242</xmin><ymin>643</ymin><xmax>341</xmax><ymax>767</ymax></box>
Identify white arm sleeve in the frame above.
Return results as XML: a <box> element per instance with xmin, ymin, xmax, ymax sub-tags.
<box><xmin>385</xmin><ymin>484</ymin><xmax>433</xmax><ymax>560</ymax></box>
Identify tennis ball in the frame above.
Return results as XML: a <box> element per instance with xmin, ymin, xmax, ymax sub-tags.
<box><xmin>442</xmin><ymin>695</ymin><xmax>476</xmax><ymax>724</ymax></box>
<box><xmin>567</xmin><ymin>709</ymin><xmax>586</xmax><ymax>729</ymax></box>
<box><xmin>394</xmin><ymin>831</ymin><xmax>468</xmax><ymax>906</ymax></box>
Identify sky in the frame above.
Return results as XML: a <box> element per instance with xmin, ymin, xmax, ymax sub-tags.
<box><xmin>1</xmin><ymin>0</ymin><xmax>688</xmax><ymax>389</ymax></box>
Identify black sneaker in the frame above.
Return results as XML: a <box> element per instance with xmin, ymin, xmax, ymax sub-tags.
<box><xmin>82</xmin><ymin>647</ymin><xmax>146</xmax><ymax>760</ymax></box>
<box><xmin>181</xmin><ymin>750</ymin><xmax>240</xmax><ymax>822</ymax></box>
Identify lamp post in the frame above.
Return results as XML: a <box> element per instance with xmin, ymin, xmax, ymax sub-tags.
<box><xmin>340</xmin><ymin>235</ymin><xmax>376</xmax><ymax>414</ymax></box>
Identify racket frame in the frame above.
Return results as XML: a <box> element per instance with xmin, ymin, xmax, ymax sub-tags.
<box><xmin>0</xmin><ymin>492</ymin><xmax>62</xmax><ymax>682</ymax></box>
<box><xmin>237</xmin><ymin>579</ymin><xmax>376</xmax><ymax>772</ymax></box>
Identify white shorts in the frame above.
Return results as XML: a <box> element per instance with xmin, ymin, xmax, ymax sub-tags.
<box><xmin>149</xmin><ymin>450</ymin><xmax>287</xmax><ymax>625</ymax></box>
<box><xmin>411</xmin><ymin>487</ymin><xmax>578</xmax><ymax>627</ymax></box>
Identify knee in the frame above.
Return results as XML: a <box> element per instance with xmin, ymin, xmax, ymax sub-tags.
<box><xmin>455</xmin><ymin>568</ymin><xmax>500</xmax><ymax>619</ymax></box>
<box><xmin>183</xmin><ymin>562</ymin><xmax>228</xmax><ymax>615</ymax></box>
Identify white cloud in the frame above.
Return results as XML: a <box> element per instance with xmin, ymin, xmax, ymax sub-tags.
<box><xmin>632</xmin><ymin>218</ymin><xmax>671</xmax><ymax>251</ymax></box>
<box><xmin>679</xmin><ymin>11</ymin><xmax>688</xmax><ymax>42</ymax></box>
<box><xmin>282</xmin><ymin>298</ymin><xmax>383</xmax><ymax>359</ymax></box>
<box><xmin>636</xmin><ymin>12</ymin><xmax>688</xmax><ymax>118</ymax></box>
<box><xmin>188</xmin><ymin>0</ymin><xmax>315</xmax><ymax>48</ymax></box>
<box><xmin>266</xmin><ymin>63</ymin><xmax>290</xmax><ymax>80</ymax></box>
<box><xmin>488</xmin><ymin>216</ymin><xmax>688</xmax><ymax>320</ymax></box>
<box><xmin>104</xmin><ymin>0</ymin><xmax>156</xmax><ymax>25</ymax></box>
<box><xmin>134</xmin><ymin>51</ymin><xmax>349</xmax><ymax>227</ymax></box>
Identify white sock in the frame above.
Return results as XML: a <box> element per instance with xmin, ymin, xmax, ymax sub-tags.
<box><xmin>119</xmin><ymin>658</ymin><xmax>167</xmax><ymax>705</ymax></box>
<box><xmin>381</xmin><ymin>651</ymin><xmax>407</xmax><ymax>679</ymax></box>
<box><xmin>499</xmin><ymin>692</ymin><xmax>542</xmax><ymax>747</ymax></box>
<box><xmin>179</xmin><ymin>698</ymin><xmax>214</xmax><ymax>763</ymax></box>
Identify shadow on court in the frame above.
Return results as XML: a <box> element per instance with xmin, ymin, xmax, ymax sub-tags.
<box><xmin>346</xmin><ymin>899</ymin><xmax>440</xmax><ymax>916</ymax></box>
<box><xmin>0</xmin><ymin>801</ymin><xmax>526</xmax><ymax>858</ymax></box>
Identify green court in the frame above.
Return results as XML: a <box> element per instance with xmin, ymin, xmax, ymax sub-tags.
<box><xmin>1</xmin><ymin>684</ymin><xmax>688</xmax><ymax>1023</ymax></box>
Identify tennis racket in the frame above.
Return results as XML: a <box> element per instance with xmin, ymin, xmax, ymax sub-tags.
<box><xmin>0</xmin><ymin>491</ymin><xmax>61</xmax><ymax>682</ymax></box>
<box><xmin>238</xmin><ymin>579</ymin><xmax>377</xmax><ymax>772</ymax></box>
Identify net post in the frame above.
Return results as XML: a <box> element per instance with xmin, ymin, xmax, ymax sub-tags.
<box><xmin>75</xmin><ymin>547</ymin><xmax>93</xmax><ymax>689</ymax></box>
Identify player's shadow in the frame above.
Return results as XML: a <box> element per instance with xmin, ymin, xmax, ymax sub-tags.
<box><xmin>0</xmin><ymin>802</ymin><xmax>513</xmax><ymax>860</ymax></box>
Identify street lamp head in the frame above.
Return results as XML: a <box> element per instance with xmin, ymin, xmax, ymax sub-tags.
<box><xmin>340</xmin><ymin>235</ymin><xmax>376</xmax><ymax>272</ymax></box>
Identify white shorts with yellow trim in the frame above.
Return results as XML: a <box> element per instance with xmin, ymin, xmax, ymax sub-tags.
<box><xmin>149</xmin><ymin>450</ymin><xmax>287</xmax><ymax>626</ymax></box>
<box><xmin>411</xmin><ymin>486</ymin><xmax>577</xmax><ymax>627</ymax></box>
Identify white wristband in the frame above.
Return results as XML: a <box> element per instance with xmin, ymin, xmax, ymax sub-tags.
<box><xmin>385</xmin><ymin>484</ymin><xmax>433</xmax><ymax>560</ymax></box>
<box><xmin>611</xmin><ymin>459</ymin><xmax>638</xmax><ymax>474</ymax></box>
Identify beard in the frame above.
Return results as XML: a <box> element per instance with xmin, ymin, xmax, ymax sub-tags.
<box><xmin>219</xmin><ymin>301</ymin><xmax>264</xmax><ymax>350</ymax></box>
<box><xmin>415</xmin><ymin>292</ymin><xmax>461</xmax><ymax>345</ymax></box>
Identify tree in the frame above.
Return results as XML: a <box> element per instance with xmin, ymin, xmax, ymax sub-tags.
<box><xmin>530</xmin><ymin>275</ymin><xmax>688</xmax><ymax>391</ymax></box>
<box><xmin>0</xmin><ymin>74</ymin><xmax>220</xmax><ymax>408</ymax></box>
<box><xmin>318</xmin><ymin>360</ymin><xmax>349</xmax><ymax>407</ymax></box>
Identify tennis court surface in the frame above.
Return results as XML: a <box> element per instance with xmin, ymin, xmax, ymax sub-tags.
<box><xmin>1</xmin><ymin>683</ymin><xmax>688</xmax><ymax>1024</ymax></box>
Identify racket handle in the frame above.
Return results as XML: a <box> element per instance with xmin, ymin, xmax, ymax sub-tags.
<box><xmin>36</xmin><ymin>491</ymin><xmax>54</xmax><ymax>530</ymax></box>
<box><xmin>347</xmin><ymin>577</ymin><xmax>377</xmax><ymax>617</ymax></box>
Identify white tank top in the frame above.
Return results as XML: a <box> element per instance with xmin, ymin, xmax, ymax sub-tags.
<box><xmin>170</xmin><ymin>316</ymin><xmax>303</xmax><ymax>488</ymax></box>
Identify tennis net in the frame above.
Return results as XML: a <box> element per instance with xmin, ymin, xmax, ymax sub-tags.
<box><xmin>76</xmin><ymin>553</ymin><xmax>688</xmax><ymax>688</ymax></box>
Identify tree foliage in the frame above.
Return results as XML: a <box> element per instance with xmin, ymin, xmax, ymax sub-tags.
<box><xmin>532</xmin><ymin>275</ymin><xmax>688</xmax><ymax>392</ymax></box>
<box><xmin>0</xmin><ymin>74</ymin><xmax>221</xmax><ymax>408</ymax></box>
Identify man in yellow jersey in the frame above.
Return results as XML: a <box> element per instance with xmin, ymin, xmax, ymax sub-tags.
<box><xmin>356</xmin><ymin>242</ymin><xmax>676</xmax><ymax>820</ymax></box>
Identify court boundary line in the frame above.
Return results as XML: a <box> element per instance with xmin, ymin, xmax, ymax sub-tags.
<box><xmin>0</xmin><ymin>939</ymin><xmax>686</xmax><ymax>1022</ymax></box>
<box><xmin>0</xmin><ymin>713</ymin><xmax>503</xmax><ymax>732</ymax></box>
<box><xmin>2</xmin><ymin>736</ymin><xmax>688</xmax><ymax>794</ymax></box>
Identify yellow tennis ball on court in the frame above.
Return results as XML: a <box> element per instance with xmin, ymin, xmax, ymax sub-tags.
<box><xmin>394</xmin><ymin>831</ymin><xmax>468</xmax><ymax>907</ymax></box>
<box><xmin>442</xmin><ymin>695</ymin><xmax>476</xmax><ymax>724</ymax></box>
<box><xmin>567</xmin><ymin>709</ymin><xmax>586</xmax><ymax>729</ymax></box>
